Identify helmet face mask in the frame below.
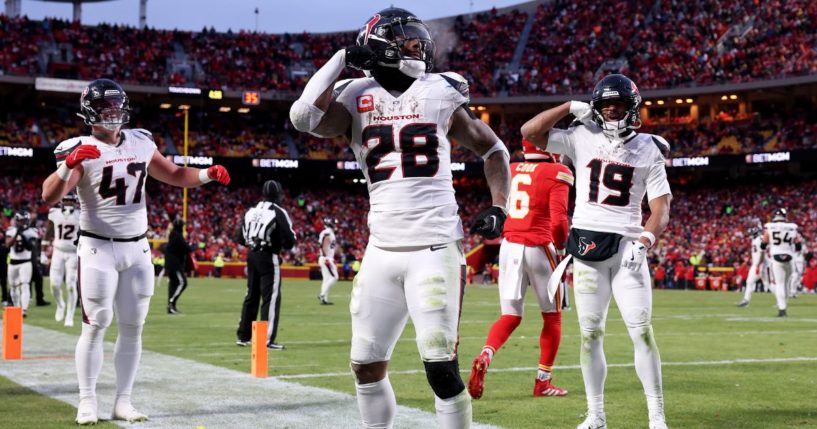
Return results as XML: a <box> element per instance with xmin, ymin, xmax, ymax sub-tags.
<box><xmin>323</xmin><ymin>217</ymin><xmax>337</xmax><ymax>228</ymax></box>
<box><xmin>14</xmin><ymin>212</ymin><xmax>30</xmax><ymax>229</ymax></box>
<box><xmin>61</xmin><ymin>193</ymin><xmax>78</xmax><ymax>213</ymax></box>
<box><xmin>79</xmin><ymin>79</ymin><xmax>131</xmax><ymax>131</ymax></box>
<box><xmin>590</xmin><ymin>74</ymin><xmax>642</xmax><ymax>138</ymax></box>
<box><xmin>358</xmin><ymin>8</ymin><xmax>434</xmax><ymax>78</ymax></box>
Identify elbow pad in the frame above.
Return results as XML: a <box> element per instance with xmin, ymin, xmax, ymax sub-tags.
<box><xmin>795</xmin><ymin>242</ymin><xmax>802</xmax><ymax>252</ymax></box>
<box><xmin>289</xmin><ymin>100</ymin><xmax>326</xmax><ymax>133</ymax></box>
<box><xmin>760</xmin><ymin>242</ymin><xmax>768</xmax><ymax>250</ymax></box>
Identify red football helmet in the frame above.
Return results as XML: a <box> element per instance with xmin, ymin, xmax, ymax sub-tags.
<box><xmin>522</xmin><ymin>139</ymin><xmax>560</xmax><ymax>162</ymax></box>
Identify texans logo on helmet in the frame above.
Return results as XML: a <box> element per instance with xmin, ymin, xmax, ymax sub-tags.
<box><xmin>363</xmin><ymin>14</ymin><xmax>381</xmax><ymax>44</ymax></box>
<box><xmin>578</xmin><ymin>237</ymin><xmax>597</xmax><ymax>256</ymax></box>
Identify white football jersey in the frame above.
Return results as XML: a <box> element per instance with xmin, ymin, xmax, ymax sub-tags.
<box><xmin>765</xmin><ymin>221</ymin><xmax>799</xmax><ymax>257</ymax></box>
<box><xmin>54</xmin><ymin>129</ymin><xmax>156</xmax><ymax>238</ymax></box>
<box><xmin>547</xmin><ymin>125</ymin><xmax>672</xmax><ymax>238</ymax></box>
<box><xmin>48</xmin><ymin>206</ymin><xmax>81</xmax><ymax>252</ymax></box>
<box><xmin>333</xmin><ymin>72</ymin><xmax>469</xmax><ymax>247</ymax></box>
<box><xmin>319</xmin><ymin>227</ymin><xmax>336</xmax><ymax>259</ymax></box>
<box><xmin>6</xmin><ymin>227</ymin><xmax>39</xmax><ymax>260</ymax></box>
<box><xmin>750</xmin><ymin>235</ymin><xmax>764</xmax><ymax>267</ymax></box>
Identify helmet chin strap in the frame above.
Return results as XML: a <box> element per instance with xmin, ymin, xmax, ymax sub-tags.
<box><xmin>397</xmin><ymin>59</ymin><xmax>426</xmax><ymax>78</ymax></box>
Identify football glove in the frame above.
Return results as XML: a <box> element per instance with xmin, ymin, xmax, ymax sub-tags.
<box><xmin>469</xmin><ymin>205</ymin><xmax>507</xmax><ymax>240</ymax></box>
<box><xmin>207</xmin><ymin>165</ymin><xmax>231</xmax><ymax>185</ymax></box>
<box><xmin>65</xmin><ymin>145</ymin><xmax>101</xmax><ymax>169</ymax></box>
<box><xmin>345</xmin><ymin>45</ymin><xmax>376</xmax><ymax>71</ymax></box>
<box><xmin>621</xmin><ymin>241</ymin><xmax>647</xmax><ymax>272</ymax></box>
<box><xmin>569</xmin><ymin>101</ymin><xmax>594</xmax><ymax>126</ymax></box>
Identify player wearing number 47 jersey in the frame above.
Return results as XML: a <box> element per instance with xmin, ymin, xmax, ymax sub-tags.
<box><xmin>42</xmin><ymin>78</ymin><xmax>231</xmax><ymax>426</ymax></box>
<box><xmin>290</xmin><ymin>7</ymin><xmax>511</xmax><ymax>429</ymax></box>
<box><xmin>44</xmin><ymin>193</ymin><xmax>81</xmax><ymax>327</ymax></box>
<box><xmin>523</xmin><ymin>74</ymin><xmax>672</xmax><ymax>429</ymax></box>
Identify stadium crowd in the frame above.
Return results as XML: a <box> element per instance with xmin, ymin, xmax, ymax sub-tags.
<box><xmin>2</xmin><ymin>1</ymin><xmax>817</xmax><ymax>96</ymax></box>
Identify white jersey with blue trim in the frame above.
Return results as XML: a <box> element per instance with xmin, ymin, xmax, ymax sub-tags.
<box><xmin>6</xmin><ymin>226</ymin><xmax>39</xmax><ymax>260</ymax></box>
<box><xmin>333</xmin><ymin>72</ymin><xmax>469</xmax><ymax>247</ymax></box>
<box><xmin>765</xmin><ymin>221</ymin><xmax>799</xmax><ymax>257</ymax></box>
<box><xmin>547</xmin><ymin>124</ymin><xmax>672</xmax><ymax>238</ymax></box>
<box><xmin>54</xmin><ymin>128</ymin><xmax>157</xmax><ymax>238</ymax></box>
<box><xmin>48</xmin><ymin>206</ymin><xmax>81</xmax><ymax>252</ymax></box>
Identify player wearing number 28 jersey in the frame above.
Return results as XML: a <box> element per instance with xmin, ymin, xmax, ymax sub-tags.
<box><xmin>290</xmin><ymin>8</ymin><xmax>511</xmax><ymax>428</ymax></box>
<box><xmin>522</xmin><ymin>74</ymin><xmax>672</xmax><ymax>429</ymax></box>
<box><xmin>41</xmin><ymin>78</ymin><xmax>231</xmax><ymax>425</ymax></box>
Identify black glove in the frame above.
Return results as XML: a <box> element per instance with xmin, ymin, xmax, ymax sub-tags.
<box><xmin>469</xmin><ymin>206</ymin><xmax>507</xmax><ymax>240</ymax></box>
<box><xmin>345</xmin><ymin>45</ymin><xmax>376</xmax><ymax>71</ymax></box>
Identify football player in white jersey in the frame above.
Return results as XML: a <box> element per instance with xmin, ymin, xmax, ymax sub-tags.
<box><xmin>289</xmin><ymin>8</ymin><xmax>511</xmax><ymax>428</ymax></box>
<box><xmin>318</xmin><ymin>217</ymin><xmax>339</xmax><ymax>305</ymax></box>
<box><xmin>762</xmin><ymin>208</ymin><xmax>802</xmax><ymax>317</ymax></box>
<box><xmin>41</xmin><ymin>79</ymin><xmax>231</xmax><ymax>425</ymax></box>
<box><xmin>737</xmin><ymin>226</ymin><xmax>765</xmax><ymax>307</ymax></box>
<box><xmin>790</xmin><ymin>238</ymin><xmax>806</xmax><ymax>299</ymax></box>
<box><xmin>44</xmin><ymin>193</ymin><xmax>81</xmax><ymax>326</ymax></box>
<box><xmin>5</xmin><ymin>211</ymin><xmax>39</xmax><ymax>316</ymax></box>
<box><xmin>522</xmin><ymin>74</ymin><xmax>671</xmax><ymax>429</ymax></box>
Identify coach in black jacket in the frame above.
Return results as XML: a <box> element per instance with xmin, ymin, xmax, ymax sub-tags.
<box><xmin>235</xmin><ymin>180</ymin><xmax>296</xmax><ymax>350</ymax></box>
<box><xmin>164</xmin><ymin>218</ymin><xmax>192</xmax><ymax>314</ymax></box>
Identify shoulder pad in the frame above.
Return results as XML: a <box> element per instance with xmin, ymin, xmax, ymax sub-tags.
<box><xmin>439</xmin><ymin>72</ymin><xmax>470</xmax><ymax>100</ymax></box>
<box><xmin>333</xmin><ymin>79</ymin><xmax>355</xmax><ymax>99</ymax></box>
<box><xmin>650</xmin><ymin>135</ymin><xmax>671</xmax><ymax>158</ymax></box>
<box><xmin>54</xmin><ymin>138</ymin><xmax>82</xmax><ymax>160</ymax></box>
<box><xmin>130</xmin><ymin>128</ymin><xmax>155</xmax><ymax>142</ymax></box>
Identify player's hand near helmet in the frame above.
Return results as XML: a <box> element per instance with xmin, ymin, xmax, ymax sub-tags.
<box><xmin>569</xmin><ymin>101</ymin><xmax>594</xmax><ymax>126</ymax></box>
<box><xmin>621</xmin><ymin>241</ymin><xmax>648</xmax><ymax>271</ymax></box>
<box><xmin>65</xmin><ymin>145</ymin><xmax>101</xmax><ymax>169</ymax></box>
<box><xmin>345</xmin><ymin>45</ymin><xmax>376</xmax><ymax>71</ymax></box>
<box><xmin>470</xmin><ymin>206</ymin><xmax>507</xmax><ymax>240</ymax></box>
<box><xmin>206</xmin><ymin>165</ymin><xmax>231</xmax><ymax>185</ymax></box>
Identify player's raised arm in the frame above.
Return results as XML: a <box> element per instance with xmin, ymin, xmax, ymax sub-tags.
<box><xmin>147</xmin><ymin>150</ymin><xmax>230</xmax><ymax>187</ymax></box>
<box><xmin>289</xmin><ymin>46</ymin><xmax>369</xmax><ymax>138</ymax></box>
<box><xmin>520</xmin><ymin>101</ymin><xmax>593</xmax><ymax>149</ymax></box>
<box><xmin>42</xmin><ymin>145</ymin><xmax>93</xmax><ymax>205</ymax></box>
<box><xmin>449</xmin><ymin>106</ymin><xmax>511</xmax><ymax>239</ymax></box>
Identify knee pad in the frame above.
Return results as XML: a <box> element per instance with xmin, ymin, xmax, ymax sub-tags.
<box><xmin>417</xmin><ymin>330</ymin><xmax>456</xmax><ymax>361</ymax></box>
<box><xmin>423</xmin><ymin>359</ymin><xmax>465</xmax><ymax>400</ymax></box>
<box><xmin>622</xmin><ymin>307</ymin><xmax>650</xmax><ymax>329</ymax></box>
<box><xmin>579</xmin><ymin>313</ymin><xmax>605</xmax><ymax>342</ymax></box>
<box><xmin>117</xmin><ymin>322</ymin><xmax>143</xmax><ymax>339</ymax></box>
<box><xmin>85</xmin><ymin>301</ymin><xmax>113</xmax><ymax>328</ymax></box>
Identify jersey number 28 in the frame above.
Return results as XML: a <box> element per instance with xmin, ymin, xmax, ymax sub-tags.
<box><xmin>362</xmin><ymin>123</ymin><xmax>439</xmax><ymax>183</ymax></box>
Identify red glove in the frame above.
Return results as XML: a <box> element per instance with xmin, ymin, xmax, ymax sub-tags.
<box><xmin>65</xmin><ymin>145</ymin><xmax>101</xmax><ymax>169</ymax></box>
<box><xmin>207</xmin><ymin>165</ymin><xmax>230</xmax><ymax>185</ymax></box>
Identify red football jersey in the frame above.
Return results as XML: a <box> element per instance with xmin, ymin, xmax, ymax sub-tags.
<box><xmin>503</xmin><ymin>161</ymin><xmax>573</xmax><ymax>248</ymax></box>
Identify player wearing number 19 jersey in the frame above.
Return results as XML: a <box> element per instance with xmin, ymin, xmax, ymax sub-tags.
<box><xmin>469</xmin><ymin>140</ymin><xmax>573</xmax><ymax>400</ymax></box>
<box><xmin>289</xmin><ymin>8</ymin><xmax>511</xmax><ymax>428</ymax></box>
<box><xmin>41</xmin><ymin>78</ymin><xmax>231</xmax><ymax>425</ymax></box>
<box><xmin>522</xmin><ymin>74</ymin><xmax>671</xmax><ymax>429</ymax></box>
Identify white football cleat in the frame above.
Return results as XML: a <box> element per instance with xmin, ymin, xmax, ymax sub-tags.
<box><xmin>577</xmin><ymin>412</ymin><xmax>607</xmax><ymax>429</ymax></box>
<box><xmin>75</xmin><ymin>397</ymin><xmax>98</xmax><ymax>425</ymax></box>
<box><xmin>112</xmin><ymin>396</ymin><xmax>148</xmax><ymax>422</ymax></box>
<box><xmin>64</xmin><ymin>317</ymin><xmax>74</xmax><ymax>327</ymax></box>
<box><xmin>649</xmin><ymin>414</ymin><xmax>668</xmax><ymax>429</ymax></box>
<box><xmin>55</xmin><ymin>304</ymin><xmax>65</xmax><ymax>322</ymax></box>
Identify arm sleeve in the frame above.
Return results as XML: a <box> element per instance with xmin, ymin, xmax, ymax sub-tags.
<box><xmin>546</xmin><ymin>128</ymin><xmax>576</xmax><ymax>161</ymax></box>
<box><xmin>548</xmin><ymin>180</ymin><xmax>571</xmax><ymax>249</ymax></box>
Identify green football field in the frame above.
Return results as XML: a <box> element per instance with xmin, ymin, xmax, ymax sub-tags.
<box><xmin>3</xmin><ymin>277</ymin><xmax>816</xmax><ymax>428</ymax></box>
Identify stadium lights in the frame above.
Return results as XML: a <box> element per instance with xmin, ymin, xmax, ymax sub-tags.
<box><xmin>477</xmin><ymin>106</ymin><xmax>486</xmax><ymax>111</ymax></box>
<box><xmin>675</xmin><ymin>99</ymin><xmax>683</xmax><ymax>104</ymax></box>
<box><xmin>685</xmin><ymin>98</ymin><xmax>693</xmax><ymax>104</ymax></box>
<box><xmin>656</xmin><ymin>100</ymin><xmax>665</xmax><ymax>105</ymax></box>
<box><xmin>237</xmin><ymin>107</ymin><xmax>250</xmax><ymax>114</ymax></box>
<box><xmin>178</xmin><ymin>104</ymin><xmax>191</xmax><ymax>110</ymax></box>
<box><xmin>729</xmin><ymin>94</ymin><xmax>738</xmax><ymax>100</ymax></box>
<box><xmin>469</xmin><ymin>106</ymin><xmax>476</xmax><ymax>111</ymax></box>
<box><xmin>219</xmin><ymin>106</ymin><xmax>231</xmax><ymax>113</ymax></box>
<box><xmin>159</xmin><ymin>103</ymin><xmax>172</xmax><ymax>109</ymax></box>
<box><xmin>721</xmin><ymin>95</ymin><xmax>728</xmax><ymax>100</ymax></box>
<box><xmin>645</xmin><ymin>100</ymin><xmax>652</xmax><ymax>106</ymax></box>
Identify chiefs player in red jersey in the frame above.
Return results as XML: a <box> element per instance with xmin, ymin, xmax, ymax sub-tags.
<box><xmin>468</xmin><ymin>140</ymin><xmax>573</xmax><ymax>399</ymax></box>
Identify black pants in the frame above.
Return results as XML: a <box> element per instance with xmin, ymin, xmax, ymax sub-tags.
<box><xmin>31</xmin><ymin>262</ymin><xmax>46</xmax><ymax>304</ymax></box>
<box><xmin>167</xmin><ymin>266</ymin><xmax>188</xmax><ymax>306</ymax></box>
<box><xmin>0</xmin><ymin>262</ymin><xmax>8</xmax><ymax>303</ymax></box>
<box><xmin>236</xmin><ymin>251</ymin><xmax>282</xmax><ymax>344</ymax></box>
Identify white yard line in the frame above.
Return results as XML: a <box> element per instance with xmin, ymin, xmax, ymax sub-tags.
<box><xmin>0</xmin><ymin>325</ymin><xmax>502</xmax><ymax>429</ymax></box>
<box><xmin>277</xmin><ymin>356</ymin><xmax>817</xmax><ymax>380</ymax></box>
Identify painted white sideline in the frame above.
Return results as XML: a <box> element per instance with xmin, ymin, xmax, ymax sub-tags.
<box><xmin>0</xmin><ymin>325</ymin><xmax>502</xmax><ymax>429</ymax></box>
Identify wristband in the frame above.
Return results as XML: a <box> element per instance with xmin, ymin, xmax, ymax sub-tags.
<box><xmin>56</xmin><ymin>164</ymin><xmax>72</xmax><ymax>181</ymax></box>
<box><xmin>198</xmin><ymin>169</ymin><xmax>213</xmax><ymax>184</ymax></box>
<box><xmin>639</xmin><ymin>231</ymin><xmax>656</xmax><ymax>247</ymax></box>
<box><xmin>481</xmin><ymin>140</ymin><xmax>509</xmax><ymax>161</ymax></box>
